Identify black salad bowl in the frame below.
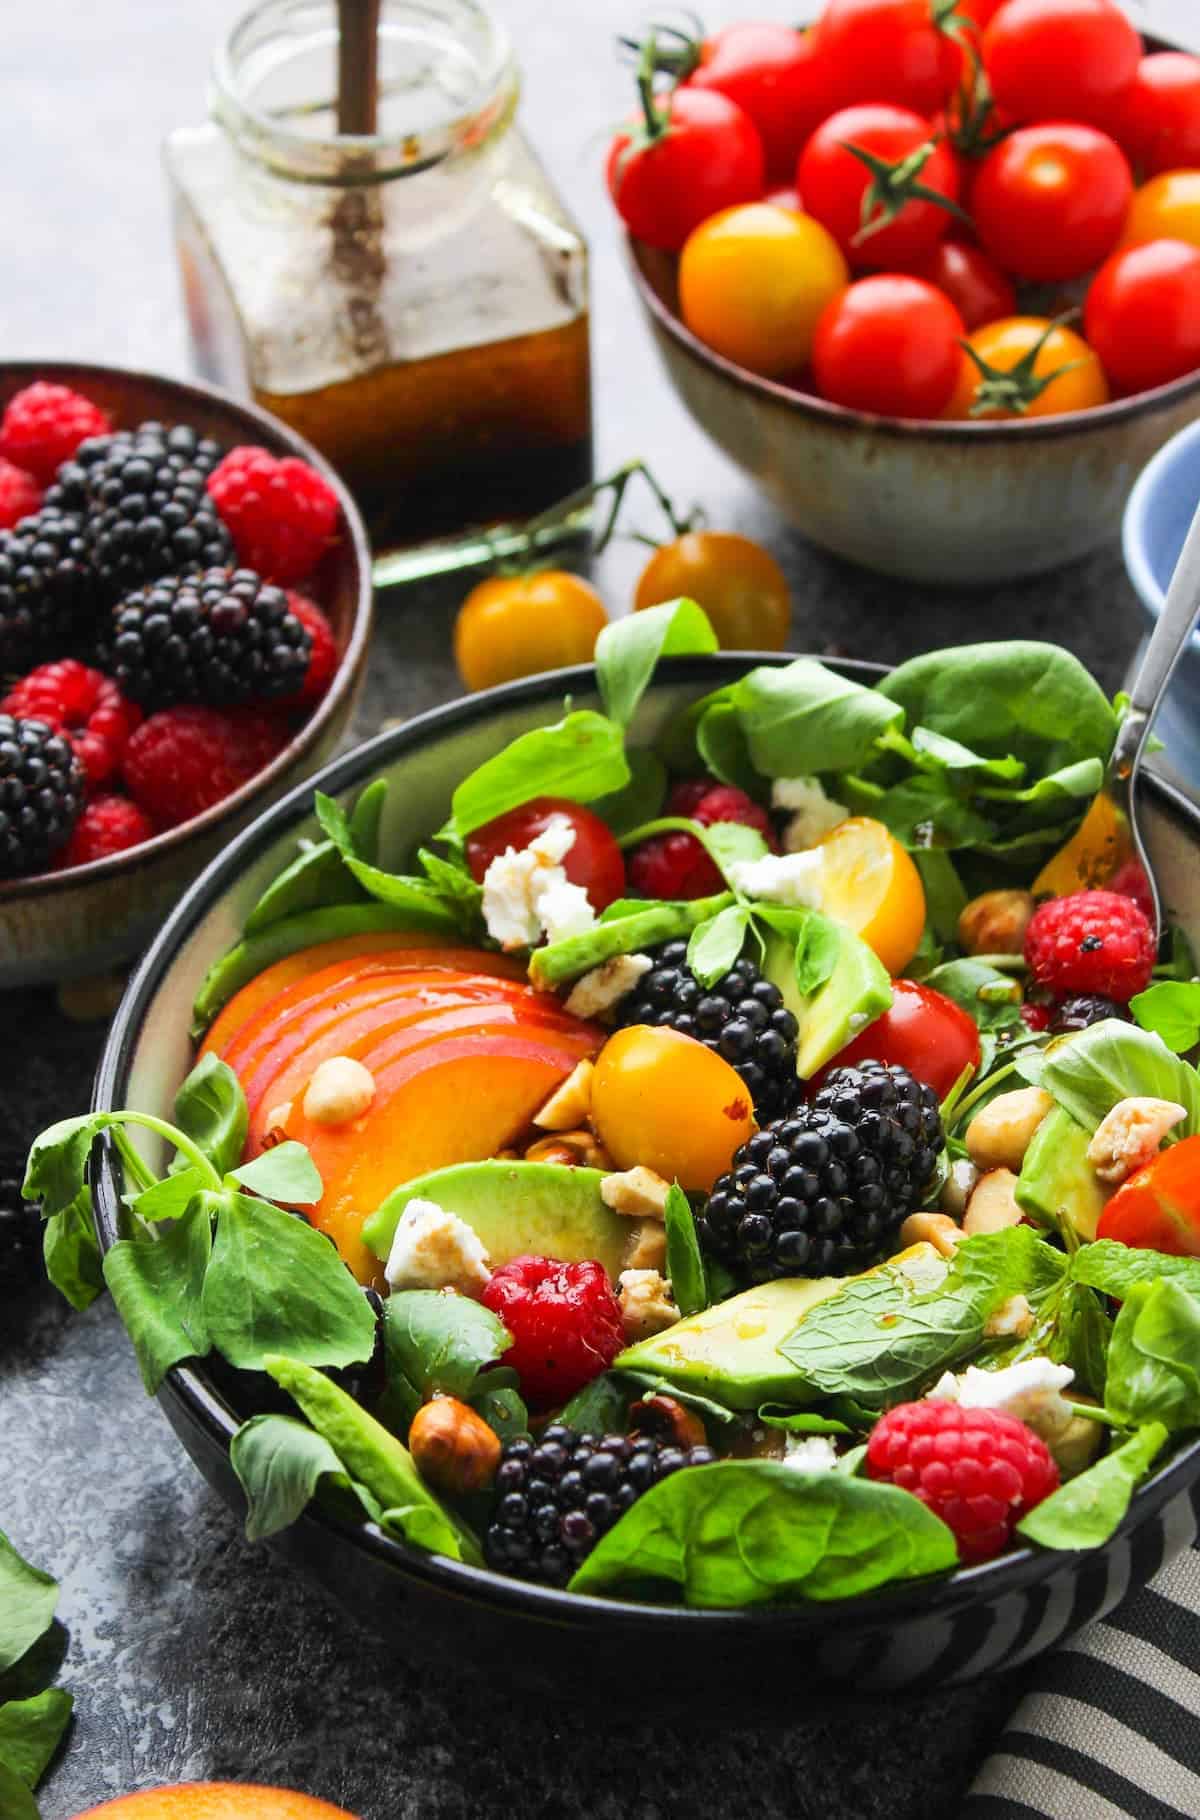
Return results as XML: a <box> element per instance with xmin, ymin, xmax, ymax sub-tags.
<box><xmin>92</xmin><ymin>655</ymin><xmax>1200</xmax><ymax>1713</ymax></box>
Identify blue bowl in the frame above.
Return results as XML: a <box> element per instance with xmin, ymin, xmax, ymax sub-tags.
<box><xmin>1123</xmin><ymin>416</ymin><xmax>1200</xmax><ymax>792</ymax></box>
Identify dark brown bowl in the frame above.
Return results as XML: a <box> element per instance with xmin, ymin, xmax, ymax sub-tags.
<box><xmin>0</xmin><ymin>360</ymin><xmax>372</xmax><ymax>988</ymax></box>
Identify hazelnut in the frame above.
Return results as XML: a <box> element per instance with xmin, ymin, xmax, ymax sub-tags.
<box><xmin>963</xmin><ymin>1168</ymin><xmax>1025</xmax><ymax>1236</ymax></box>
<box><xmin>897</xmin><ymin>1211</ymin><xmax>963</xmax><ymax>1258</ymax></box>
<box><xmin>630</xmin><ymin>1393</ymin><xmax>707</xmax><ymax>1450</ymax></box>
<box><xmin>302</xmin><ymin>1055</ymin><xmax>375</xmax><ymax>1126</ymax></box>
<box><xmin>965</xmin><ymin>1087</ymin><xmax>1053</xmax><ymax>1172</ymax></box>
<box><xmin>957</xmin><ymin>889</ymin><xmax>1035</xmax><ymax>956</ymax></box>
<box><xmin>523</xmin><ymin>1136</ymin><xmax>583</xmax><ymax>1167</ymax></box>
<box><xmin>408</xmin><ymin>1395</ymin><xmax>501</xmax><ymax>1495</ymax></box>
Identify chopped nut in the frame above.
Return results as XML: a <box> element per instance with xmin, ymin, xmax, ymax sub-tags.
<box><xmin>409</xmin><ymin>1395</ymin><xmax>502</xmax><ymax>1494</ymax></box>
<box><xmin>525</xmin><ymin>1127</ymin><xmax>612</xmax><ymax>1169</ymax></box>
<box><xmin>618</xmin><ymin>1268</ymin><xmax>679</xmax><ymax>1341</ymax></box>
<box><xmin>523</xmin><ymin>1136</ymin><xmax>585</xmax><ymax>1167</ymax></box>
<box><xmin>963</xmin><ymin>1168</ymin><xmax>1025</xmax><ymax>1236</ymax></box>
<box><xmin>564</xmin><ymin>953</ymin><xmax>653</xmax><ymax>1020</ymax></box>
<box><xmin>957</xmin><ymin>889</ymin><xmax>1035</xmax><ymax>956</ymax></box>
<box><xmin>984</xmin><ymin>1293</ymin><xmax>1034</xmax><ymax>1339</ymax></box>
<box><xmin>302</xmin><ymin>1055</ymin><xmax>375</xmax><ymax>1126</ymax></box>
<box><xmin>623</xmin><ymin>1219</ymin><xmax>668</xmax><ymax>1273</ymax></box>
<box><xmin>601</xmin><ymin>1165</ymin><xmax>672</xmax><ymax>1219</ymax></box>
<box><xmin>897</xmin><ymin>1211</ymin><xmax>963</xmax><ymax>1258</ymax></box>
<box><xmin>630</xmin><ymin>1393</ymin><xmax>707</xmax><ymax>1450</ymax></box>
<box><xmin>965</xmin><ymin>1087</ymin><xmax>1054</xmax><ymax>1172</ymax></box>
<box><xmin>532</xmin><ymin>1059</ymin><xmax>595</xmax><ymax>1130</ymax></box>
<box><xmin>940</xmin><ymin>1158</ymin><xmax>979</xmax><ymax>1218</ymax></box>
<box><xmin>1086</xmin><ymin>1096</ymin><xmax>1188</xmax><ymax>1185</ymax></box>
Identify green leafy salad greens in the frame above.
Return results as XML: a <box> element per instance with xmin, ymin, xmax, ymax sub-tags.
<box><xmin>0</xmin><ymin>1532</ymin><xmax>73</xmax><ymax>1818</ymax></box>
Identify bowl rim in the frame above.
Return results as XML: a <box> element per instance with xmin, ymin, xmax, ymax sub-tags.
<box><xmin>627</xmin><ymin>235</ymin><xmax>1200</xmax><ymax>444</ymax></box>
<box><xmin>0</xmin><ymin>357</ymin><xmax>373</xmax><ymax>903</ymax></box>
<box><xmin>92</xmin><ymin>651</ymin><xmax>1200</xmax><ymax>1632</ymax></box>
<box><xmin>1123</xmin><ymin>414</ymin><xmax>1200</xmax><ymax>627</ymax></box>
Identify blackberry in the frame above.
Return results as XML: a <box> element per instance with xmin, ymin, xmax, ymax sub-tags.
<box><xmin>698</xmin><ymin>1060</ymin><xmax>944</xmax><ymax>1284</ymax></box>
<box><xmin>485</xmin><ymin>1423</ymin><xmax>717</xmax><ymax>1587</ymax></box>
<box><xmin>0</xmin><ymin>1158</ymin><xmax>42</xmax><ymax>1295</ymax></box>
<box><xmin>0</xmin><ymin>508</ymin><xmax>96</xmax><ymax>672</ymax></box>
<box><xmin>98</xmin><ymin>567</ymin><xmax>310</xmax><ymax>708</ymax></box>
<box><xmin>1052</xmin><ymin>993</ymin><xmax>1130</xmax><ymax>1033</ymax></box>
<box><xmin>617</xmin><ymin>939</ymin><xmax>800</xmax><ymax>1119</ymax></box>
<box><xmin>48</xmin><ymin>422</ymin><xmax>233</xmax><ymax>598</ymax></box>
<box><xmin>0</xmin><ymin>714</ymin><xmax>85</xmax><ymax>878</ymax></box>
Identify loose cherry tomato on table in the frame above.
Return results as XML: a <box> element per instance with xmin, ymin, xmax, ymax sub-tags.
<box><xmin>678</xmin><ymin>203</ymin><xmax>849</xmax><ymax>377</ymax></box>
<box><xmin>809</xmin><ymin>978</ymin><xmax>982</xmax><ymax>1099</ymax></box>
<box><xmin>1109</xmin><ymin>54</ymin><xmax>1200</xmax><ymax>179</ymax></box>
<box><xmin>634</xmin><ymin>529</ymin><xmax>792</xmax><ymax>650</ymax></box>
<box><xmin>1084</xmin><ymin>240</ymin><xmax>1200</xmax><ymax>394</ymax></box>
<box><xmin>812</xmin><ymin>275</ymin><xmax>965</xmax><ymax>418</ymax></box>
<box><xmin>797</xmin><ymin>104</ymin><xmax>961</xmax><ymax>269</ymax></box>
<box><xmin>1096</xmin><ymin>1135</ymin><xmax>1200</xmax><ymax>1257</ymax></box>
<box><xmin>982</xmin><ymin>0</ymin><xmax>1143</xmax><ymax>128</ymax></box>
<box><xmin>943</xmin><ymin>317</ymin><xmax>1110</xmax><ymax>419</ymax></box>
<box><xmin>687</xmin><ymin>22</ymin><xmax>833</xmax><ymax>184</ymax></box>
<box><xmin>1121</xmin><ymin>170</ymin><xmax>1200</xmax><ymax>252</ymax></box>
<box><xmin>464</xmin><ymin>797</ymin><xmax>626</xmax><ymax>913</ymax></box>
<box><xmin>453</xmin><ymin>571</ymin><xmax>608</xmax><ymax>692</ymax></box>
<box><xmin>905</xmin><ymin>239</ymin><xmax>1016</xmax><ymax>330</ymax></box>
<box><xmin>816</xmin><ymin>0</ymin><xmax>961</xmax><ymax>116</ymax></box>
<box><xmin>972</xmin><ymin>123</ymin><xmax>1133</xmax><ymax>282</ymax></box>
<box><xmin>606</xmin><ymin>88</ymin><xmax>765</xmax><ymax>253</ymax></box>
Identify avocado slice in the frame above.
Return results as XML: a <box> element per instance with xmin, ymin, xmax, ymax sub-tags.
<box><xmin>762</xmin><ymin>923</ymin><xmax>893</xmax><ymax>1080</ymax></box>
<box><xmin>362</xmin><ymin>1160</ymin><xmax>634</xmax><ymax>1281</ymax></box>
<box><xmin>530</xmin><ymin>891</ymin><xmax>733</xmax><ymax>990</ymax></box>
<box><xmin>1016</xmin><ymin>1104</ymin><xmax>1109</xmax><ymax>1242</ymax></box>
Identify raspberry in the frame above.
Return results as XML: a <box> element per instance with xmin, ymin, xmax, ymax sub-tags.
<box><xmin>867</xmin><ymin>1400</ymin><xmax>1059</xmax><ymax>1563</ymax></box>
<box><xmin>56</xmin><ymin>794</ymin><xmax>155</xmax><ymax>869</ymax></box>
<box><xmin>207</xmin><ymin>446</ymin><xmax>339</xmax><ymax>585</ymax></box>
<box><xmin>0</xmin><ymin>382</ymin><xmax>111</xmax><ymax>484</ymax></box>
<box><xmin>628</xmin><ymin>778</ymin><xmax>777</xmax><ymax>900</ymax></box>
<box><xmin>1109</xmin><ymin>857</ymin><xmax>1155</xmax><ymax>923</ymax></box>
<box><xmin>121</xmin><ymin>704</ymin><xmax>289</xmax><ymax>829</ymax></box>
<box><xmin>0</xmin><ymin>460</ymin><xmax>41</xmax><ymax>530</ymax></box>
<box><xmin>1020</xmin><ymin>1000</ymin><xmax>1052</xmax><ymax>1032</ymax></box>
<box><xmin>2</xmin><ymin>661</ymin><xmax>142</xmax><ymax>791</ymax></box>
<box><xmin>1025</xmin><ymin>888</ymin><xmax>1156</xmax><ymax>1003</ymax></box>
<box><xmin>281</xmin><ymin>592</ymin><xmax>338</xmax><ymax>707</ymax></box>
<box><xmin>667</xmin><ymin>779</ymin><xmax>776</xmax><ymax>845</ymax></box>
<box><xmin>480</xmin><ymin>1255</ymin><xmax>625</xmax><ymax>1408</ymax></box>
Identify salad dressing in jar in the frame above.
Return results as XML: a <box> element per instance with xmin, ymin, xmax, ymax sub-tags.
<box><xmin>166</xmin><ymin>0</ymin><xmax>593</xmax><ymax>569</ymax></box>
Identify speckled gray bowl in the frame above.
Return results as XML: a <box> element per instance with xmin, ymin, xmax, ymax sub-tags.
<box><xmin>0</xmin><ymin>361</ymin><xmax>372</xmax><ymax>990</ymax></box>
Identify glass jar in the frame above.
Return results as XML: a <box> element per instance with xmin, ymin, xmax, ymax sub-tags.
<box><xmin>165</xmin><ymin>0</ymin><xmax>593</xmax><ymax>572</ymax></box>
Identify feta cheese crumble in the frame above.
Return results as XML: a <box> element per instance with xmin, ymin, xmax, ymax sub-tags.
<box><xmin>782</xmin><ymin>1434</ymin><xmax>839</xmax><ymax>1473</ymax></box>
<box><xmin>931</xmin><ymin>1357</ymin><xmax>1075</xmax><ymax>1434</ymax></box>
<box><xmin>617</xmin><ymin>1268</ymin><xmax>679</xmax><ymax>1341</ymax></box>
<box><xmin>564</xmin><ymin>952</ymin><xmax>652</xmax><ymax>1020</ymax></box>
<box><xmin>385</xmin><ymin>1197</ymin><xmax>492</xmax><ymax>1297</ymax></box>
<box><xmin>480</xmin><ymin>816</ymin><xmax>597</xmax><ymax>951</ymax></box>
<box><xmin>728</xmin><ymin>848</ymin><xmax>825</xmax><ymax>909</ymax></box>
<box><xmin>771</xmin><ymin>776</ymin><xmax>848</xmax><ymax>852</ymax></box>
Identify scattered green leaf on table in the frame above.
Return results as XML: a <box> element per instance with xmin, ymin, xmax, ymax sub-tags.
<box><xmin>1017</xmin><ymin>1423</ymin><xmax>1168</xmax><ymax>1550</ymax></box>
<box><xmin>0</xmin><ymin>1687</ymin><xmax>73</xmax><ymax>1788</ymax></box>
<box><xmin>102</xmin><ymin>1199</ymin><xmax>213</xmax><ymax>1393</ymax></box>
<box><xmin>0</xmin><ymin>1761</ymin><xmax>38</xmax><ymax>1820</ymax></box>
<box><xmin>230</xmin><ymin>1412</ymin><xmax>382</xmax><ymax>1541</ymax></box>
<box><xmin>664</xmin><ymin>1183</ymin><xmax>708</xmax><ymax>1318</ymax></box>
<box><xmin>595</xmin><ymin>598</ymin><xmax>719</xmax><ymax>730</ymax></box>
<box><xmin>0</xmin><ymin>1535</ymin><xmax>58</xmax><ymax>1676</ymax></box>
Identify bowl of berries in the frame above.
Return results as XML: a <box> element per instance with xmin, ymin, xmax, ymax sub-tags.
<box><xmin>27</xmin><ymin>607</ymin><xmax>1200</xmax><ymax>1704</ymax></box>
<box><xmin>0</xmin><ymin>362</ymin><xmax>371</xmax><ymax>988</ymax></box>
<box><xmin>613</xmin><ymin>1</ymin><xmax>1200</xmax><ymax>583</ymax></box>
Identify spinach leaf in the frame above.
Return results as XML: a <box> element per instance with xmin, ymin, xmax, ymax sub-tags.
<box><xmin>0</xmin><ymin>1687</ymin><xmax>73</xmax><ymax>1789</ymax></box>
<box><xmin>922</xmin><ymin>957</ymin><xmax>1026</xmax><ymax>1035</ymax></box>
<box><xmin>977</xmin><ymin>757</ymin><xmax>1104</xmax><ymax>811</ymax></box>
<box><xmin>912</xmin><ymin>849</ymin><xmax>967</xmax><ymax>944</ymax></box>
<box><xmin>228</xmin><ymin>1142</ymin><xmax>322</xmax><ymax>1205</ymax></box>
<box><xmin>381</xmin><ymin>1291</ymin><xmax>511</xmax><ymax>1409</ymax></box>
<box><xmin>558</xmin><ymin>1372</ymin><xmax>635</xmax><ymax>1436</ymax></box>
<box><xmin>0</xmin><ymin>1535</ymin><xmax>58</xmax><ymax>1676</ymax></box>
<box><xmin>1017</xmin><ymin>1423</ymin><xmax>1168</xmax><ymax>1550</ymax></box>
<box><xmin>664</xmin><ymin>1183</ymin><xmax>708</xmax><ymax>1318</ymax></box>
<box><xmin>906</xmin><ymin>725</ymin><xmax>1025</xmax><ymax>782</ymax></box>
<box><xmin>1105</xmin><ymin>1279</ymin><xmax>1200</xmax><ymax>1432</ymax></box>
<box><xmin>470</xmin><ymin>1384</ymin><xmax>529</xmax><ymax>1442</ymax></box>
<box><xmin>1131</xmin><ymin>982</ymin><xmax>1200</xmax><ymax>1054</ymax></box>
<box><xmin>202</xmin><ymin>1192</ymin><xmax>377</xmax><ymax>1371</ymax></box>
<box><xmin>696</xmin><ymin>699</ymin><xmax>762</xmax><ymax>797</ymax></box>
<box><xmin>588</xmin><ymin>749</ymin><xmax>667</xmax><ymax>836</ymax></box>
<box><xmin>41</xmin><ymin>1188</ymin><xmax>103</xmax><ymax>1313</ymax></box>
<box><xmin>1040</xmin><ymin>1020</ymin><xmax>1200</xmax><ymax>1135</ymax></box>
<box><xmin>1073</xmin><ymin>1240</ymin><xmax>1200</xmax><ymax>1301</ymax></box>
<box><xmin>230</xmin><ymin>1412</ymin><xmax>382</xmax><ymax>1542</ymax></box>
<box><xmin>102</xmin><ymin>1199</ymin><xmax>213</xmax><ymax>1393</ymax></box>
<box><xmin>568</xmin><ymin>1461</ymin><xmax>958</xmax><ymax>1605</ymax></box>
<box><xmin>848</xmin><ymin>775</ymin><xmax>995</xmax><ymax>850</ymax></box>
<box><xmin>0</xmin><ymin>1761</ymin><xmax>37</xmax><ymax>1820</ymax></box>
<box><xmin>595</xmin><ymin>598</ymin><xmax>718</xmax><ymax>729</ymax></box>
<box><xmin>733</xmin><ymin>659</ymin><xmax>904</xmax><ymax>777</ymax></box>
<box><xmin>171</xmin><ymin>1053</ymin><xmax>248</xmax><ymax>1179</ymax></box>
<box><xmin>448</xmin><ymin>710</ymin><xmax>631</xmax><ymax>837</ymax></box>
<box><xmin>686</xmin><ymin>904</ymin><xmax>750</xmax><ymax>989</ymax></box>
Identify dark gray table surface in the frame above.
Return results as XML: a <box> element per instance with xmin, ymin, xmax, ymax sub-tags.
<box><xmin>1</xmin><ymin>2</ymin><xmax>1153</xmax><ymax>1815</ymax></box>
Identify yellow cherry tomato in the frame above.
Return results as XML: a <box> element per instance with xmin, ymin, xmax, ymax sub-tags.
<box><xmin>1121</xmin><ymin>169</ymin><xmax>1200</xmax><ymax>250</ymax></box>
<box><xmin>591</xmin><ymin>1025</ymin><xmax>756</xmax><ymax>1191</ymax></box>
<box><xmin>817</xmin><ymin>816</ymin><xmax>926</xmax><ymax>976</ymax></box>
<box><xmin>1033</xmin><ymin>791</ymin><xmax>1129</xmax><ymax>895</ymax></box>
<box><xmin>943</xmin><ymin>317</ymin><xmax>1110</xmax><ymax>420</ymax></box>
<box><xmin>678</xmin><ymin>202</ymin><xmax>850</xmax><ymax>378</ymax></box>
<box><xmin>634</xmin><ymin>531</ymin><xmax>791</xmax><ymax>651</ymax></box>
<box><xmin>453</xmin><ymin>571</ymin><xmax>609</xmax><ymax>692</ymax></box>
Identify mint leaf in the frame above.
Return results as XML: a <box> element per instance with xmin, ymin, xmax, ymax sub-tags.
<box><xmin>103</xmin><ymin>1199</ymin><xmax>213</xmax><ymax>1393</ymax></box>
<box><xmin>231</xmin><ymin>1413</ymin><xmax>382</xmax><ymax>1542</ymax></box>
<box><xmin>686</xmin><ymin>905</ymin><xmax>749</xmax><ymax>989</ymax></box>
<box><xmin>449</xmin><ymin>710</ymin><xmax>631</xmax><ymax>837</ymax></box>
<box><xmin>1131</xmin><ymin>982</ymin><xmax>1200</xmax><ymax>1054</ymax></box>
<box><xmin>1017</xmin><ymin>1423</ymin><xmax>1167</xmax><ymax>1550</ymax></box>
<box><xmin>595</xmin><ymin>598</ymin><xmax>718</xmax><ymax>729</ymax></box>
<box><xmin>171</xmin><ymin>1053</ymin><xmax>248</xmax><ymax>1179</ymax></box>
<box><xmin>0</xmin><ymin>1686</ymin><xmax>73</xmax><ymax>1788</ymax></box>
<box><xmin>0</xmin><ymin>1536</ymin><xmax>58</xmax><ymax>1676</ymax></box>
<box><xmin>664</xmin><ymin>1183</ymin><xmax>708</xmax><ymax>1318</ymax></box>
<box><xmin>229</xmin><ymin>1141</ymin><xmax>322</xmax><ymax>1205</ymax></box>
<box><xmin>1073</xmin><ymin>1240</ymin><xmax>1200</xmax><ymax>1301</ymax></box>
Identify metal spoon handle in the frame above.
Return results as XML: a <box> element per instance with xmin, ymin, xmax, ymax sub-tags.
<box><xmin>1109</xmin><ymin>496</ymin><xmax>1200</xmax><ymax>787</ymax></box>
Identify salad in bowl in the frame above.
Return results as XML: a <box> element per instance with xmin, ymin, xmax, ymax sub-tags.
<box><xmin>27</xmin><ymin>606</ymin><xmax>1200</xmax><ymax>1617</ymax></box>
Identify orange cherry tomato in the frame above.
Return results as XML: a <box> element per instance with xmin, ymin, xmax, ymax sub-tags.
<box><xmin>591</xmin><ymin>1025</ymin><xmax>756</xmax><ymax>1190</ymax></box>
<box><xmin>1097</xmin><ymin>1135</ymin><xmax>1200</xmax><ymax>1256</ymax></box>
<box><xmin>634</xmin><ymin>531</ymin><xmax>791</xmax><ymax>651</ymax></box>
<box><xmin>1121</xmin><ymin>169</ymin><xmax>1200</xmax><ymax>251</ymax></box>
<box><xmin>679</xmin><ymin>203</ymin><xmax>848</xmax><ymax>378</ymax></box>
<box><xmin>943</xmin><ymin>317</ymin><xmax>1110</xmax><ymax>420</ymax></box>
<box><xmin>454</xmin><ymin>571</ymin><xmax>608</xmax><ymax>692</ymax></box>
<box><xmin>817</xmin><ymin>816</ymin><xmax>926</xmax><ymax>975</ymax></box>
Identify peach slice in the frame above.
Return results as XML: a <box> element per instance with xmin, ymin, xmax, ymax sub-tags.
<box><xmin>71</xmin><ymin>1786</ymin><xmax>360</xmax><ymax>1820</ymax></box>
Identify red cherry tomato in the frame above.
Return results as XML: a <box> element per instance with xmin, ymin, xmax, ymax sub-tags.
<box><xmin>1096</xmin><ymin>1134</ymin><xmax>1200</xmax><ymax>1256</ymax></box>
<box><xmin>972</xmin><ymin>123</ymin><xmax>1133</xmax><ymax>282</ymax></box>
<box><xmin>606</xmin><ymin>88</ymin><xmax>765</xmax><ymax>253</ymax></box>
<box><xmin>982</xmin><ymin>0</ymin><xmax>1143</xmax><ymax>127</ymax></box>
<box><xmin>690</xmin><ymin>23</ymin><xmax>832</xmax><ymax>184</ymax></box>
<box><xmin>958</xmin><ymin>0</ymin><xmax>1007</xmax><ymax>31</ymax></box>
<box><xmin>810</xmin><ymin>979</ymin><xmax>982</xmax><ymax>1099</ymax></box>
<box><xmin>797</xmin><ymin>103</ymin><xmax>960</xmax><ymax>270</ymax></box>
<box><xmin>816</xmin><ymin>0</ymin><xmax>961</xmax><ymax>116</ymax></box>
<box><xmin>905</xmin><ymin>239</ymin><xmax>1017</xmax><ymax>329</ymax></box>
<box><xmin>812</xmin><ymin>275</ymin><xmax>966</xmax><ymax>417</ymax></box>
<box><xmin>1084</xmin><ymin>239</ymin><xmax>1200</xmax><ymax>395</ymax></box>
<box><xmin>1108</xmin><ymin>54</ymin><xmax>1200</xmax><ymax>178</ymax></box>
<box><xmin>464</xmin><ymin>797</ymin><xmax>626</xmax><ymax>912</ymax></box>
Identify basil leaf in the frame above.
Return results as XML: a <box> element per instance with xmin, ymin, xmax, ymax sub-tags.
<box><xmin>1105</xmin><ymin>1279</ymin><xmax>1200</xmax><ymax>1432</ymax></box>
<box><xmin>0</xmin><ymin>1761</ymin><xmax>37</xmax><ymax>1820</ymax></box>
<box><xmin>696</xmin><ymin>699</ymin><xmax>761</xmax><ymax>798</ymax></box>
<box><xmin>230</xmin><ymin>1412</ymin><xmax>382</xmax><ymax>1542</ymax></box>
<box><xmin>41</xmin><ymin>1187</ymin><xmax>104</xmax><ymax>1313</ymax></box>
<box><xmin>595</xmin><ymin>598</ymin><xmax>718</xmax><ymax>729</ymax></box>
<box><xmin>568</xmin><ymin>1461</ymin><xmax>958</xmax><ymax>1605</ymax></box>
<box><xmin>589</xmin><ymin>748</ymin><xmax>668</xmax><ymax>836</ymax></box>
<box><xmin>229</xmin><ymin>1141</ymin><xmax>322</xmax><ymax>1205</ymax></box>
<box><xmin>734</xmin><ymin>659</ymin><xmax>904</xmax><ymax>777</ymax></box>
<box><xmin>102</xmin><ymin>1199</ymin><xmax>213</xmax><ymax>1393</ymax></box>
<box><xmin>126</xmin><ymin>1167</ymin><xmax>206</xmax><ymax>1224</ymax></box>
<box><xmin>1040</xmin><ymin>1019</ymin><xmax>1200</xmax><ymax>1135</ymax></box>
<box><xmin>171</xmin><ymin>1053</ymin><xmax>248</xmax><ymax>1179</ymax></box>
<box><xmin>1073</xmin><ymin>1240</ymin><xmax>1200</xmax><ymax>1301</ymax></box>
<box><xmin>416</xmin><ymin>847</ymin><xmax>484</xmax><ymax>926</ymax></box>
<box><xmin>697</xmin><ymin>820</ymin><xmax>769</xmax><ymax>879</ymax></box>
<box><xmin>381</xmin><ymin>1291</ymin><xmax>511</xmax><ymax>1408</ymax></box>
<box><xmin>686</xmin><ymin>905</ymin><xmax>749</xmax><ymax>989</ymax></box>
<box><xmin>1017</xmin><ymin>1423</ymin><xmax>1168</xmax><ymax>1550</ymax></box>
<box><xmin>1131</xmin><ymin>982</ymin><xmax>1200</xmax><ymax>1054</ymax></box>
<box><xmin>0</xmin><ymin>1536</ymin><xmax>57</xmax><ymax>1676</ymax></box>
<box><xmin>664</xmin><ymin>1183</ymin><xmax>708</xmax><ymax>1318</ymax></box>
<box><xmin>922</xmin><ymin>957</ymin><xmax>1025</xmax><ymax>1034</ymax></box>
<box><xmin>449</xmin><ymin>710</ymin><xmax>631</xmax><ymax>837</ymax></box>
<box><xmin>755</xmin><ymin>906</ymin><xmax>841</xmax><ymax>999</ymax></box>
<box><xmin>0</xmin><ymin>1686</ymin><xmax>73</xmax><ymax>1788</ymax></box>
<box><xmin>202</xmin><ymin>1192</ymin><xmax>377</xmax><ymax>1371</ymax></box>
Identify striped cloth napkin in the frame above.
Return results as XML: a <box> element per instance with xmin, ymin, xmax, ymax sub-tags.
<box><xmin>963</xmin><ymin>1496</ymin><xmax>1200</xmax><ymax>1818</ymax></box>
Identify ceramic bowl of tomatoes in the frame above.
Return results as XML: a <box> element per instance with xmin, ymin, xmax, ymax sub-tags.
<box><xmin>612</xmin><ymin>0</ymin><xmax>1200</xmax><ymax>584</ymax></box>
